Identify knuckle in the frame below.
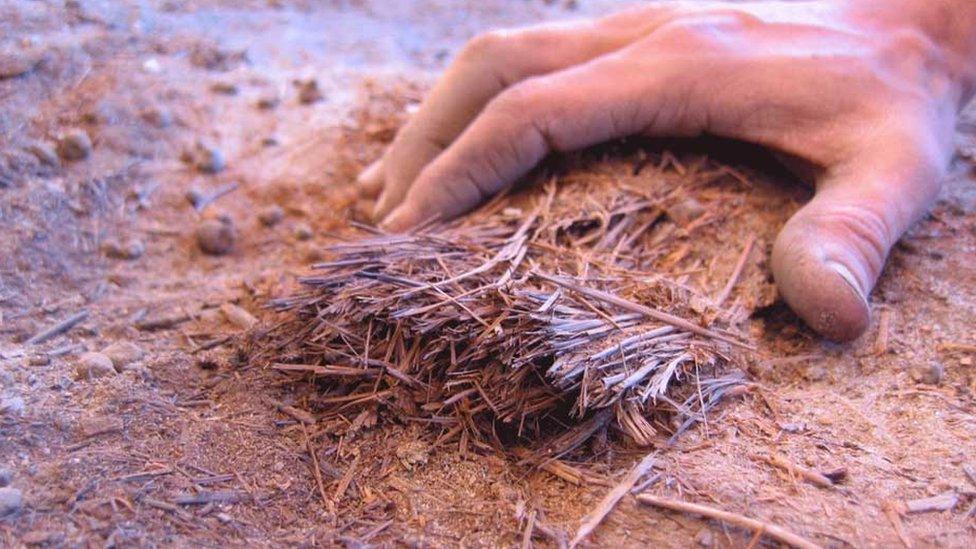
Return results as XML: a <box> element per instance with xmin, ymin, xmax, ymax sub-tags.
<box><xmin>459</xmin><ymin>30</ymin><xmax>514</xmax><ymax>63</ymax></box>
<box><xmin>491</xmin><ymin>80</ymin><xmax>545</xmax><ymax>118</ymax></box>
<box><xmin>808</xmin><ymin>203</ymin><xmax>894</xmax><ymax>275</ymax></box>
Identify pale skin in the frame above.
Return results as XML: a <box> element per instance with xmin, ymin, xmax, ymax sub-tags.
<box><xmin>358</xmin><ymin>0</ymin><xmax>976</xmax><ymax>342</ymax></box>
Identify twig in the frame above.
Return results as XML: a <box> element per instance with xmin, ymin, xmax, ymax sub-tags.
<box><xmin>190</xmin><ymin>181</ymin><xmax>239</xmax><ymax>211</ymax></box>
<box><xmin>874</xmin><ymin>308</ymin><xmax>891</xmax><ymax>356</ymax></box>
<box><xmin>333</xmin><ymin>453</ymin><xmax>361</xmax><ymax>503</ymax></box>
<box><xmin>274</xmin><ymin>400</ymin><xmax>316</xmax><ymax>424</ymax></box>
<box><xmin>142</xmin><ymin>497</ymin><xmax>194</xmax><ymax>521</ymax></box>
<box><xmin>137</xmin><ymin>313</ymin><xmax>191</xmax><ymax>331</ymax></box>
<box><xmin>755</xmin><ymin>453</ymin><xmax>836</xmax><ymax>489</ymax></box>
<box><xmin>905</xmin><ymin>491</ymin><xmax>957</xmax><ymax>513</ymax></box>
<box><xmin>571</xmin><ymin>453</ymin><xmax>657</xmax><ymax>547</ymax></box>
<box><xmin>175</xmin><ymin>490</ymin><xmax>250</xmax><ymax>505</ymax></box>
<box><xmin>302</xmin><ymin>423</ymin><xmax>330</xmax><ymax>509</ymax></box>
<box><xmin>635</xmin><ymin>494</ymin><xmax>821</xmax><ymax>549</ymax></box>
<box><xmin>714</xmin><ymin>234</ymin><xmax>755</xmax><ymax>306</ymax></box>
<box><xmin>26</xmin><ymin>310</ymin><xmax>89</xmax><ymax>345</ymax></box>
<box><xmin>882</xmin><ymin>500</ymin><xmax>913</xmax><ymax>549</ymax></box>
<box><xmin>963</xmin><ymin>464</ymin><xmax>976</xmax><ymax>489</ymax></box>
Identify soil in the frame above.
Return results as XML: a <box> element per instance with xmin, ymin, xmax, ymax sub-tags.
<box><xmin>1</xmin><ymin>1</ymin><xmax>975</xmax><ymax>547</ymax></box>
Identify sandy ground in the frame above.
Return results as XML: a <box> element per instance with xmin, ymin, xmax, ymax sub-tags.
<box><xmin>1</xmin><ymin>0</ymin><xmax>975</xmax><ymax>547</ymax></box>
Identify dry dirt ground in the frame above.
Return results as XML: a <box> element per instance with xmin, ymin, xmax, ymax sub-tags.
<box><xmin>2</xmin><ymin>1</ymin><xmax>975</xmax><ymax>547</ymax></box>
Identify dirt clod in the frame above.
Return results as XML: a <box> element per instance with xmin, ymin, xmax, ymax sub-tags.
<box><xmin>141</xmin><ymin>107</ymin><xmax>173</xmax><ymax>128</ymax></box>
<box><xmin>0</xmin><ymin>469</ymin><xmax>12</xmax><ymax>488</ymax></box>
<box><xmin>101</xmin><ymin>342</ymin><xmax>144</xmax><ymax>371</ymax></box>
<box><xmin>292</xmin><ymin>222</ymin><xmax>313</xmax><ymax>241</ymax></box>
<box><xmin>911</xmin><ymin>361</ymin><xmax>944</xmax><ymax>385</ymax></box>
<box><xmin>186</xmin><ymin>141</ymin><xmax>225</xmax><ymax>174</ymax></box>
<box><xmin>257</xmin><ymin>205</ymin><xmax>285</xmax><ymax>227</ymax></box>
<box><xmin>75</xmin><ymin>352</ymin><xmax>116</xmax><ymax>380</ymax></box>
<box><xmin>55</xmin><ymin>129</ymin><xmax>92</xmax><ymax>161</ymax></box>
<box><xmin>210</xmin><ymin>81</ymin><xmax>239</xmax><ymax>95</ymax></box>
<box><xmin>0</xmin><ymin>487</ymin><xmax>22</xmax><ymax>516</ymax></box>
<box><xmin>256</xmin><ymin>94</ymin><xmax>280</xmax><ymax>110</ymax></box>
<box><xmin>666</xmin><ymin>197</ymin><xmax>706</xmax><ymax>227</ymax></box>
<box><xmin>102</xmin><ymin>239</ymin><xmax>145</xmax><ymax>260</ymax></box>
<box><xmin>196</xmin><ymin>218</ymin><xmax>237</xmax><ymax>255</ymax></box>
<box><xmin>296</xmin><ymin>78</ymin><xmax>323</xmax><ymax>104</ymax></box>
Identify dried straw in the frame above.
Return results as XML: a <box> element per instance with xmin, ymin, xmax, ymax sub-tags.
<box><xmin>248</xmin><ymin>160</ymin><xmax>753</xmax><ymax>459</ymax></box>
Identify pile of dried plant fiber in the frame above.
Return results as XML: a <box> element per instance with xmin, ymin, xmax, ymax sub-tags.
<box><xmin>248</xmin><ymin>148</ymin><xmax>778</xmax><ymax>459</ymax></box>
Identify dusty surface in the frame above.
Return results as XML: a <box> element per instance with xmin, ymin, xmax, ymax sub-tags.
<box><xmin>1</xmin><ymin>0</ymin><xmax>975</xmax><ymax>547</ymax></box>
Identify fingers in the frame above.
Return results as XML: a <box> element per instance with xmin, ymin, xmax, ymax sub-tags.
<box><xmin>371</xmin><ymin>6</ymin><xmax>680</xmax><ymax>221</ymax></box>
<box><xmin>380</xmin><ymin>42</ymin><xmax>705</xmax><ymax>231</ymax></box>
<box><xmin>356</xmin><ymin>159</ymin><xmax>384</xmax><ymax>198</ymax></box>
<box><xmin>771</xmin><ymin>141</ymin><xmax>944</xmax><ymax>341</ymax></box>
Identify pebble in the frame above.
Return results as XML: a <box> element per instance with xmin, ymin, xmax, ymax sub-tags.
<box><xmin>220</xmin><ymin>303</ymin><xmax>258</xmax><ymax>329</ymax></box>
<box><xmin>257</xmin><ymin>205</ymin><xmax>284</xmax><ymax>227</ymax></box>
<box><xmin>25</xmin><ymin>142</ymin><xmax>59</xmax><ymax>167</ymax></box>
<box><xmin>296</xmin><ymin>78</ymin><xmax>323</xmax><ymax>104</ymax></box>
<box><xmin>261</xmin><ymin>135</ymin><xmax>279</xmax><ymax>147</ymax></box>
<box><xmin>101</xmin><ymin>341</ymin><xmax>144</xmax><ymax>371</ymax></box>
<box><xmin>666</xmin><ymin>198</ymin><xmax>706</xmax><ymax>227</ymax></box>
<box><xmin>187</xmin><ymin>141</ymin><xmax>225</xmax><ymax>174</ymax></box>
<box><xmin>912</xmin><ymin>361</ymin><xmax>943</xmax><ymax>386</ymax></box>
<box><xmin>196</xmin><ymin>218</ymin><xmax>237</xmax><ymax>255</ymax></box>
<box><xmin>75</xmin><ymin>352</ymin><xmax>116</xmax><ymax>380</ymax></box>
<box><xmin>185</xmin><ymin>188</ymin><xmax>205</xmax><ymax>208</ymax></box>
<box><xmin>102</xmin><ymin>239</ymin><xmax>145</xmax><ymax>260</ymax></box>
<box><xmin>141</xmin><ymin>107</ymin><xmax>173</xmax><ymax>128</ymax></box>
<box><xmin>0</xmin><ymin>468</ymin><xmax>12</xmax><ymax>487</ymax></box>
<box><xmin>293</xmin><ymin>223</ymin><xmax>313</xmax><ymax>241</ymax></box>
<box><xmin>0</xmin><ymin>487</ymin><xmax>22</xmax><ymax>516</ymax></box>
<box><xmin>56</xmin><ymin>129</ymin><xmax>93</xmax><ymax>161</ymax></box>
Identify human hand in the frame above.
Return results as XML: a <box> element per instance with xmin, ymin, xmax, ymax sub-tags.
<box><xmin>359</xmin><ymin>0</ymin><xmax>976</xmax><ymax>341</ymax></box>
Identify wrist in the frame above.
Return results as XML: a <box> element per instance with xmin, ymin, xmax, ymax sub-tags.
<box><xmin>846</xmin><ymin>0</ymin><xmax>976</xmax><ymax>102</ymax></box>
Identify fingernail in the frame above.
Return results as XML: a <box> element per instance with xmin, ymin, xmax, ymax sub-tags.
<box><xmin>379</xmin><ymin>205</ymin><xmax>410</xmax><ymax>232</ymax></box>
<box><xmin>824</xmin><ymin>260</ymin><xmax>868</xmax><ymax>308</ymax></box>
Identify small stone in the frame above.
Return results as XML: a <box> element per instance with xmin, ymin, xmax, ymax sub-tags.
<box><xmin>25</xmin><ymin>142</ymin><xmax>59</xmax><ymax>167</ymax></box>
<box><xmin>101</xmin><ymin>341</ymin><xmax>144</xmax><ymax>371</ymax></box>
<box><xmin>296</xmin><ymin>78</ymin><xmax>322</xmax><ymax>104</ymax></box>
<box><xmin>0</xmin><ymin>487</ymin><xmax>22</xmax><ymax>516</ymax></box>
<box><xmin>257</xmin><ymin>205</ymin><xmax>284</xmax><ymax>227</ymax></box>
<box><xmin>185</xmin><ymin>188</ymin><xmax>205</xmax><ymax>208</ymax></box>
<box><xmin>261</xmin><ymin>135</ymin><xmax>279</xmax><ymax>147</ymax></box>
<box><xmin>0</xmin><ymin>47</ymin><xmax>43</xmax><ymax>79</ymax></box>
<box><xmin>141</xmin><ymin>107</ymin><xmax>173</xmax><ymax>128</ymax></box>
<box><xmin>196</xmin><ymin>218</ymin><xmax>237</xmax><ymax>255</ymax></box>
<box><xmin>695</xmin><ymin>528</ymin><xmax>714</xmax><ymax>547</ymax></box>
<box><xmin>56</xmin><ymin>129</ymin><xmax>93</xmax><ymax>161</ymax></box>
<box><xmin>666</xmin><ymin>198</ymin><xmax>706</xmax><ymax>227</ymax></box>
<box><xmin>959</xmin><ymin>356</ymin><xmax>972</xmax><ymax>367</ymax></box>
<box><xmin>75</xmin><ymin>352</ymin><xmax>116</xmax><ymax>380</ymax></box>
<box><xmin>0</xmin><ymin>396</ymin><xmax>25</xmax><ymax>416</ymax></box>
<box><xmin>220</xmin><ymin>303</ymin><xmax>258</xmax><ymax>329</ymax></box>
<box><xmin>186</xmin><ymin>141</ymin><xmax>225</xmax><ymax>174</ymax></box>
<box><xmin>256</xmin><ymin>94</ymin><xmax>280</xmax><ymax>110</ymax></box>
<box><xmin>912</xmin><ymin>361</ymin><xmax>943</xmax><ymax>385</ymax></box>
<box><xmin>102</xmin><ymin>239</ymin><xmax>145</xmax><ymax>260</ymax></box>
<box><xmin>303</xmin><ymin>245</ymin><xmax>324</xmax><ymax>263</ymax></box>
<box><xmin>293</xmin><ymin>223</ymin><xmax>313</xmax><ymax>241</ymax></box>
<box><xmin>0</xmin><ymin>468</ymin><xmax>12</xmax><ymax>487</ymax></box>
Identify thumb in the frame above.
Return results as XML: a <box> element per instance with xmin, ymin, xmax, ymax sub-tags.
<box><xmin>771</xmin><ymin>158</ymin><xmax>942</xmax><ymax>342</ymax></box>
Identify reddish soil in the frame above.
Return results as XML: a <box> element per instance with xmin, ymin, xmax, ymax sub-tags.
<box><xmin>1</xmin><ymin>1</ymin><xmax>974</xmax><ymax>547</ymax></box>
